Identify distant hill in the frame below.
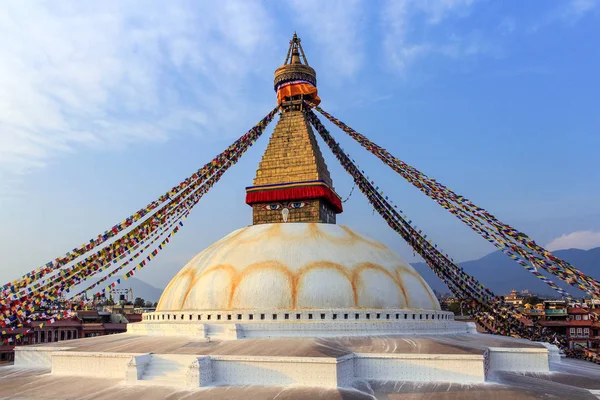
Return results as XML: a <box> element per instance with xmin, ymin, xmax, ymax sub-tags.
<box><xmin>412</xmin><ymin>247</ymin><xmax>600</xmax><ymax>298</ymax></box>
<box><xmin>114</xmin><ymin>277</ymin><xmax>163</xmax><ymax>303</ymax></box>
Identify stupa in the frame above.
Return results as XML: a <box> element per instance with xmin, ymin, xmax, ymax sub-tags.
<box><xmin>134</xmin><ymin>32</ymin><xmax>450</xmax><ymax>338</ymax></box>
<box><xmin>4</xmin><ymin>34</ymin><xmax>600</xmax><ymax>400</ymax></box>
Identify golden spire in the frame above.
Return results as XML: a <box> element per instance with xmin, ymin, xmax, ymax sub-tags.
<box><xmin>285</xmin><ymin>32</ymin><xmax>309</xmax><ymax>66</ymax></box>
<box><xmin>274</xmin><ymin>33</ymin><xmax>319</xmax><ymax>107</ymax></box>
<box><xmin>245</xmin><ymin>34</ymin><xmax>340</xmax><ymax>225</ymax></box>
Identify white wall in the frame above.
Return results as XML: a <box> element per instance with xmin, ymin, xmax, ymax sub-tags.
<box><xmin>52</xmin><ymin>352</ymin><xmax>142</xmax><ymax>379</ymax></box>
<box><xmin>354</xmin><ymin>353</ymin><xmax>486</xmax><ymax>383</ymax></box>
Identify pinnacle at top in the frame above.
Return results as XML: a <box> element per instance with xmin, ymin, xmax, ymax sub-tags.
<box><xmin>274</xmin><ymin>33</ymin><xmax>320</xmax><ymax>106</ymax></box>
<box><xmin>284</xmin><ymin>32</ymin><xmax>309</xmax><ymax>66</ymax></box>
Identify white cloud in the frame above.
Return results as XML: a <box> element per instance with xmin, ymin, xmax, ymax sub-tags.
<box><xmin>381</xmin><ymin>0</ymin><xmax>480</xmax><ymax>73</ymax></box>
<box><xmin>530</xmin><ymin>0</ymin><xmax>597</xmax><ymax>31</ymax></box>
<box><xmin>414</xmin><ymin>0</ymin><xmax>477</xmax><ymax>24</ymax></box>
<box><xmin>567</xmin><ymin>0</ymin><xmax>597</xmax><ymax>18</ymax></box>
<box><xmin>546</xmin><ymin>231</ymin><xmax>600</xmax><ymax>251</ymax></box>
<box><xmin>0</xmin><ymin>1</ymin><xmax>276</xmax><ymax>180</ymax></box>
<box><xmin>286</xmin><ymin>0</ymin><xmax>366</xmax><ymax>79</ymax></box>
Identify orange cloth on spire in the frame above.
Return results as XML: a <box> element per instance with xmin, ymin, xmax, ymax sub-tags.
<box><xmin>276</xmin><ymin>82</ymin><xmax>321</xmax><ymax>106</ymax></box>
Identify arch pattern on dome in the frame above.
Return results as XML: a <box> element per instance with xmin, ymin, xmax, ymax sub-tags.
<box><xmin>157</xmin><ymin>223</ymin><xmax>440</xmax><ymax>312</ymax></box>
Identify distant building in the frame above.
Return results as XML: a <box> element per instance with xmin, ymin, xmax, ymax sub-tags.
<box><xmin>537</xmin><ymin>303</ymin><xmax>600</xmax><ymax>352</ymax></box>
<box><xmin>77</xmin><ymin>310</ymin><xmax>129</xmax><ymax>338</ymax></box>
<box><xmin>522</xmin><ymin>302</ymin><xmax>545</xmax><ymax>322</ymax></box>
<box><xmin>504</xmin><ymin>289</ymin><xmax>524</xmax><ymax>306</ymax></box>
<box><xmin>471</xmin><ymin>296</ymin><xmax>600</xmax><ymax>355</ymax></box>
<box><xmin>585</xmin><ymin>298</ymin><xmax>600</xmax><ymax>308</ymax></box>
<box><xmin>0</xmin><ymin>309</ymin><xmax>143</xmax><ymax>363</ymax></box>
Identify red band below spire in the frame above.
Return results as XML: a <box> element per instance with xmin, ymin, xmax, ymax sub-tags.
<box><xmin>246</xmin><ymin>181</ymin><xmax>342</xmax><ymax>213</ymax></box>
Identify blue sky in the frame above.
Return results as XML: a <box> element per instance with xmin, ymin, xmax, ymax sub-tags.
<box><xmin>0</xmin><ymin>0</ymin><xmax>599</xmax><ymax>289</ymax></box>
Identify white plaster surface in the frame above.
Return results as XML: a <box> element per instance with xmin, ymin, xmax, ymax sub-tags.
<box><xmin>133</xmin><ymin>320</ymin><xmax>467</xmax><ymax>339</ymax></box>
<box><xmin>211</xmin><ymin>355</ymin><xmax>341</xmax><ymax>387</ymax></box>
<box><xmin>157</xmin><ymin>223</ymin><xmax>440</xmax><ymax>311</ymax></box>
<box><xmin>140</xmin><ymin>354</ymin><xmax>200</xmax><ymax>386</ymax></box>
<box><xmin>7</xmin><ymin>333</ymin><xmax>600</xmax><ymax>398</ymax></box>
<box><xmin>354</xmin><ymin>353</ymin><xmax>485</xmax><ymax>383</ymax></box>
<box><xmin>539</xmin><ymin>342</ymin><xmax>562</xmax><ymax>363</ymax></box>
<box><xmin>487</xmin><ymin>347</ymin><xmax>549</xmax><ymax>373</ymax></box>
<box><xmin>192</xmin><ymin>356</ymin><xmax>213</xmax><ymax>387</ymax></box>
<box><xmin>132</xmin><ymin>309</ymin><xmax>461</xmax><ymax>339</ymax></box>
<box><xmin>1</xmin><ymin>366</ymin><xmax>598</xmax><ymax>400</ymax></box>
<box><xmin>9</xmin><ymin>331</ymin><xmax>563</xmax><ymax>391</ymax></box>
<box><xmin>14</xmin><ymin>346</ymin><xmax>72</xmax><ymax>368</ymax></box>
<box><xmin>336</xmin><ymin>354</ymin><xmax>355</xmax><ymax>387</ymax></box>
<box><xmin>127</xmin><ymin>321</ymin><xmax>208</xmax><ymax>337</ymax></box>
<box><xmin>52</xmin><ymin>351</ymin><xmax>143</xmax><ymax>378</ymax></box>
<box><xmin>126</xmin><ymin>353</ymin><xmax>152</xmax><ymax>382</ymax></box>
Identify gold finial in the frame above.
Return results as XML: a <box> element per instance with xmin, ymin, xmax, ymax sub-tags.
<box><xmin>284</xmin><ymin>32</ymin><xmax>309</xmax><ymax>66</ymax></box>
<box><xmin>274</xmin><ymin>33</ymin><xmax>320</xmax><ymax>107</ymax></box>
<box><xmin>275</xmin><ymin>34</ymin><xmax>316</xmax><ymax>89</ymax></box>
<box><xmin>291</xmin><ymin>47</ymin><xmax>301</xmax><ymax>65</ymax></box>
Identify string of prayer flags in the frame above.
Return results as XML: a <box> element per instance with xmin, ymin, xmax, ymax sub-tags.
<box><xmin>314</xmin><ymin>105</ymin><xmax>600</xmax><ymax>298</ymax></box>
<box><xmin>0</xmin><ymin>105</ymin><xmax>279</xmax><ymax>332</ymax></box>
<box><xmin>1</xmin><ymin>106</ymin><xmax>280</xmax><ymax>296</ymax></box>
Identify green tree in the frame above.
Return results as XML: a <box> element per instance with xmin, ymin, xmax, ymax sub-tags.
<box><xmin>523</xmin><ymin>296</ymin><xmax>542</xmax><ymax>306</ymax></box>
<box><xmin>447</xmin><ymin>302</ymin><xmax>463</xmax><ymax>316</ymax></box>
<box><xmin>133</xmin><ymin>297</ymin><xmax>145</xmax><ymax>308</ymax></box>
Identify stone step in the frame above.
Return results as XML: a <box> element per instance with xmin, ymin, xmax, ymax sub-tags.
<box><xmin>144</xmin><ymin>365</ymin><xmax>188</xmax><ymax>375</ymax></box>
<box><xmin>143</xmin><ymin>369</ymin><xmax>187</xmax><ymax>377</ymax></box>
<box><xmin>145</xmin><ymin>363</ymin><xmax>186</xmax><ymax>370</ymax></box>
<box><xmin>137</xmin><ymin>354</ymin><xmax>198</xmax><ymax>385</ymax></box>
<box><xmin>142</xmin><ymin>372</ymin><xmax>186</xmax><ymax>379</ymax></box>
<box><xmin>147</xmin><ymin>360</ymin><xmax>187</xmax><ymax>366</ymax></box>
<box><xmin>142</xmin><ymin>374</ymin><xmax>186</xmax><ymax>381</ymax></box>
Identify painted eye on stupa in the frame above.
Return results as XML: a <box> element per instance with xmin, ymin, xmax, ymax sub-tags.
<box><xmin>288</xmin><ymin>202</ymin><xmax>306</xmax><ymax>209</ymax></box>
<box><xmin>264</xmin><ymin>204</ymin><xmax>281</xmax><ymax>211</ymax></box>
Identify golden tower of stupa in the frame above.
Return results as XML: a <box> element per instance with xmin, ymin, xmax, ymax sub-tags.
<box><xmin>245</xmin><ymin>33</ymin><xmax>342</xmax><ymax>225</ymax></box>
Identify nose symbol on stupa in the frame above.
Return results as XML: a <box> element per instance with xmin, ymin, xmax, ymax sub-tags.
<box><xmin>282</xmin><ymin>207</ymin><xmax>289</xmax><ymax>223</ymax></box>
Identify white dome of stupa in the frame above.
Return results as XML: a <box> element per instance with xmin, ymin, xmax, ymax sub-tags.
<box><xmin>157</xmin><ymin>223</ymin><xmax>440</xmax><ymax>312</ymax></box>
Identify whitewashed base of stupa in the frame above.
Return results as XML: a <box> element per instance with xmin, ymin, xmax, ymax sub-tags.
<box><xmin>129</xmin><ymin>308</ymin><xmax>463</xmax><ymax>340</ymax></box>
<box><xmin>16</xmin><ymin>347</ymin><xmax>540</xmax><ymax>387</ymax></box>
<box><xmin>13</xmin><ymin>326</ymin><xmax>558</xmax><ymax>389</ymax></box>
